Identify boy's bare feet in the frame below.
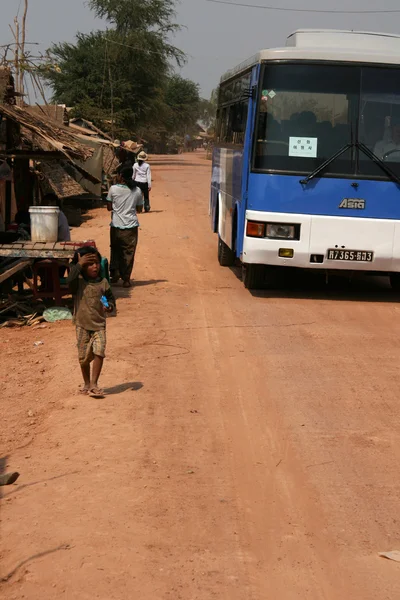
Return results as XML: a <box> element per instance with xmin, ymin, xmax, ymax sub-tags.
<box><xmin>123</xmin><ymin>280</ymin><xmax>131</xmax><ymax>288</ymax></box>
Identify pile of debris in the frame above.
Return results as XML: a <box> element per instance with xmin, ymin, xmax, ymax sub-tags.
<box><xmin>0</xmin><ymin>297</ymin><xmax>45</xmax><ymax>329</ymax></box>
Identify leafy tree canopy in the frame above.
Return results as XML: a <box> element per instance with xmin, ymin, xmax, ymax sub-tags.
<box><xmin>88</xmin><ymin>0</ymin><xmax>178</xmax><ymax>35</ymax></box>
<box><xmin>45</xmin><ymin>0</ymin><xmax>202</xmax><ymax>140</ymax></box>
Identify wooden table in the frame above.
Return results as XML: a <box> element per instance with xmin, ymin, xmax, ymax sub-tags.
<box><xmin>0</xmin><ymin>240</ymin><xmax>97</xmax><ymax>299</ymax></box>
<box><xmin>0</xmin><ymin>241</ymin><xmax>96</xmax><ymax>259</ymax></box>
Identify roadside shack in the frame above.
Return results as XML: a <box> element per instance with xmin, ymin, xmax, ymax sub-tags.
<box><xmin>0</xmin><ymin>76</ymin><xmax>102</xmax><ymax>306</ymax></box>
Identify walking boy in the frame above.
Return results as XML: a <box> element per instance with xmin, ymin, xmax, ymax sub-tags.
<box><xmin>133</xmin><ymin>151</ymin><xmax>152</xmax><ymax>213</ymax></box>
<box><xmin>68</xmin><ymin>246</ymin><xmax>115</xmax><ymax>397</ymax></box>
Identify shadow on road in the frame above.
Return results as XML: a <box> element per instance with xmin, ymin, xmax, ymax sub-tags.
<box><xmin>134</xmin><ymin>279</ymin><xmax>167</xmax><ymax>287</ymax></box>
<box><xmin>151</xmin><ymin>160</ymin><xmax>205</xmax><ymax>167</ymax></box>
<box><xmin>230</xmin><ymin>266</ymin><xmax>400</xmax><ymax>303</ymax></box>
<box><xmin>1</xmin><ymin>544</ymin><xmax>71</xmax><ymax>583</ymax></box>
<box><xmin>112</xmin><ymin>279</ymin><xmax>167</xmax><ymax>300</ymax></box>
<box><xmin>104</xmin><ymin>382</ymin><xmax>143</xmax><ymax>395</ymax></box>
<box><xmin>2</xmin><ymin>471</ymin><xmax>80</xmax><ymax>499</ymax></box>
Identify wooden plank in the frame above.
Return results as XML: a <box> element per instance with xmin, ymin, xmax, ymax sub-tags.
<box><xmin>0</xmin><ymin>259</ymin><xmax>32</xmax><ymax>284</ymax></box>
<box><xmin>0</xmin><ymin>241</ymin><xmax>91</xmax><ymax>259</ymax></box>
<box><xmin>0</xmin><ymin>249</ymin><xmax>76</xmax><ymax>258</ymax></box>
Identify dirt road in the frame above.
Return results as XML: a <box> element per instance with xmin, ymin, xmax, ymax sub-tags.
<box><xmin>2</xmin><ymin>153</ymin><xmax>400</xmax><ymax>599</ymax></box>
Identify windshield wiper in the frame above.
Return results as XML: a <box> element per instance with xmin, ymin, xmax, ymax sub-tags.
<box><xmin>299</xmin><ymin>143</ymin><xmax>352</xmax><ymax>185</ymax></box>
<box><xmin>300</xmin><ymin>141</ymin><xmax>400</xmax><ymax>186</ymax></box>
<box><xmin>356</xmin><ymin>142</ymin><xmax>400</xmax><ymax>186</ymax></box>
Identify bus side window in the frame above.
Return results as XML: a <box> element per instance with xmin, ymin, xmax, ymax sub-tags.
<box><xmin>220</xmin><ymin>108</ymin><xmax>229</xmax><ymax>142</ymax></box>
<box><xmin>231</xmin><ymin>101</ymin><xmax>249</xmax><ymax>144</ymax></box>
<box><xmin>215</xmin><ymin>109</ymin><xmax>222</xmax><ymax>142</ymax></box>
<box><xmin>217</xmin><ymin>71</ymin><xmax>251</xmax><ymax>145</ymax></box>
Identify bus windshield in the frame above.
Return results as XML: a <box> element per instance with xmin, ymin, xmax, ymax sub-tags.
<box><xmin>254</xmin><ymin>63</ymin><xmax>400</xmax><ymax>179</ymax></box>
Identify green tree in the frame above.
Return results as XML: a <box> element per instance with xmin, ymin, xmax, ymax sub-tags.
<box><xmin>199</xmin><ymin>89</ymin><xmax>218</xmax><ymax>131</ymax></box>
<box><xmin>163</xmin><ymin>75</ymin><xmax>201</xmax><ymax>135</ymax></box>
<box><xmin>88</xmin><ymin>0</ymin><xmax>179</xmax><ymax>35</ymax></box>
<box><xmin>45</xmin><ymin>0</ymin><xmax>188</xmax><ymax>138</ymax></box>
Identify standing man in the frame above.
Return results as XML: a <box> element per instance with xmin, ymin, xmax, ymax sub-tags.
<box><xmin>106</xmin><ymin>168</ymin><xmax>142</xmax><ymax>288</ymax></box>
<box><xmin>133</xmin><ymin>151</ymin><xmax>152</xmax><ymax>213</ymax></box>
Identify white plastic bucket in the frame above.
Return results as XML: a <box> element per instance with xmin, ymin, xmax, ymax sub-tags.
<box><xmin>29</xmin><ymin>206</ymin><xmax>60</xmax><ymax>242</ymax></box>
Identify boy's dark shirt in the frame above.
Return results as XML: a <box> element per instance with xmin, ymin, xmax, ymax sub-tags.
<box><xmin>67</xmin><ymin>264</ymin><xmax>115</xmax><ymax>331</ymax></box>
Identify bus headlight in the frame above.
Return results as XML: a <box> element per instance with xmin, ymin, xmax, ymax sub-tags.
<box><xmin>266</xmin><ymin>224</ymin><xmax>296</xmax><ymax>240</ymax></box>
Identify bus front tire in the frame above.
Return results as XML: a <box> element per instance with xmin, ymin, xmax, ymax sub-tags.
<box><xmin>242</xmin><ymin>264</ymin><xmax>266</xmax><ymax>290</ymax></box>
<box><xmin>218</xmin><ymin>236</ymin><xmax>235</xmax><ymax>266</ymax></box>
<box><xmin>390</xmin><ymin>273</ymin><xmax>400</xmax><ymax>291</ymax></box>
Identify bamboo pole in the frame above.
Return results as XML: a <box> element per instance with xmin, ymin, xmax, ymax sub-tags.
<box><xmin>20</xmin><ymin>0</ymin><xmax>29</xmax><ymax>103</ymax></box>
<box><xmin>10</xmin><ymin>20</ymin><xmax>20</xmax><ymax>98</ymax></box>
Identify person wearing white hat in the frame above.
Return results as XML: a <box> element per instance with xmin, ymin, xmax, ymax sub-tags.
<box><xmin>133</xmin><ymin>151</ymin><xmax>152</xmax><ymax>213</ymax></box>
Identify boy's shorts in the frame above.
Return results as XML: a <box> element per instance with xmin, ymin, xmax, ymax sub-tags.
<box><xmin>76</xmin><ymin>327</ymin><xmax>106</xmax><ymax>365</ymax></box>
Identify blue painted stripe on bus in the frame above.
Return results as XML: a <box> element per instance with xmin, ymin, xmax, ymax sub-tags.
<box><xmin>237</xmin><ymin>64</ymin><xmax>260</xmax><ymax>255</ymax></box>
<box><xmin>247</xmin><ymin>173</ymin><xmax>400</xmax><ymax>219</ymax></box>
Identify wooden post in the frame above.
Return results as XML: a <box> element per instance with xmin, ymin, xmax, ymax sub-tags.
<box><xmin>13</xmin><ymin>17</ymin><xmax>20</xmax><ymax>99</ymax></box>
<box><xmin>5</xmin><ymin>117</ymin><xmax>13</xmax><ymax>226</ymax></box>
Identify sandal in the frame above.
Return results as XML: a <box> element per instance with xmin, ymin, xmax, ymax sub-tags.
<box><xmin>122</xmin><ymin>280</ymin><xmax>132</xmax><ymax>288</ymax></box>
<box><xmin>0</xmin><ymin>472</ymin><xmax>20</xmax><ymax>486</ymax></box>
<box><xmin>89</xmin><ymin>387</ymin><xmax>105</xmax><ymax>398</ymax></box>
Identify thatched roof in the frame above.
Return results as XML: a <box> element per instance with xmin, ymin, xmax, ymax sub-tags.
<box><xmin>0</xmin><ymin>104</ymin><xmax>93</xmax><ymax>162</ymax></box>
<box><xmin>103</xmin><ymin>145</ymin><xmax>119</xmax><ymax>176</ymax></box>
<box><xmin>69</xmin><ymin>122</ymin><xmax>99</xmax><ymax>137</ymax></box>
<box><xmin>37</xmin><ymin>162</ymin><xmax>89</xmax><ymax>199</ymax></box>
<box><xmin>69</xmin><ymin>117</ymin><xmax>113</xmax><ymax>141</ymax></box>
<box><xmin>26</xmin><ymin>104</ymin><xmax>68</xmax><ymax>126</ymax></box>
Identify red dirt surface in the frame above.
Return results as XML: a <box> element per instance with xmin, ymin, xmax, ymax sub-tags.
<box><xmin>2</xmin><ymin>153</ymin><xmax>400</xmax><ymax>599</ymax></box>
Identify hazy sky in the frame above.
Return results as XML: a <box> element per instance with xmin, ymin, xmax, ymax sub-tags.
<box><xmin>1</xmin><ymin>0</ymin><xmax>399</xmax><ymax>100</ymax></box>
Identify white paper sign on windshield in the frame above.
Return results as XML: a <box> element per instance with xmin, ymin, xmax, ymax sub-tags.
<box><xmin>289</xmin><ymin>137</ymin><xmax>318</xmax><ymax>158</ymax></box>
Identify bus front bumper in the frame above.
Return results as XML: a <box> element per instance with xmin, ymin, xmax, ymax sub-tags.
<box><xmin>243</xmin><ymin>210</ymin><xmax>400</xmax><ymax>272</ymax></box>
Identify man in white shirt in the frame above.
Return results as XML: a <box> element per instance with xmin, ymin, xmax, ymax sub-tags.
<box><xmin>133</xmin><ymin>151</ymin><xmax>152</xmax><ymax>213</ymax></box>
<box><xmin>106</xmin><ymin>168</ymin><xmax>142</xmax><ymax>287</ymax></box>
<box><xmin>374</xmin><ymin>119</ymin><xmax>400</xmax><ymax>162</ymax></box>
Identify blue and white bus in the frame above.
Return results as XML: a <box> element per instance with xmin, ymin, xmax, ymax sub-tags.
<box><xmin>210</xmin><ymin>29</ymin><xmax>400</xmax><ymax>289</ymax></box>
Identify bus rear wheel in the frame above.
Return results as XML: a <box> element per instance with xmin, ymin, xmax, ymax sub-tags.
<box><xmin>218</xmin><ymin>236</ymin><xmax>235</xmax><ymax>266</ymax></box>
<box><xmin>242</xmin><ymin>264</ymin><xmax>266</xmax><ymax>290</ymax></box>
<box><xmin>390</xmin><ymin>273</ymin><xmax>400</xmax><ymax>291</ymax></box>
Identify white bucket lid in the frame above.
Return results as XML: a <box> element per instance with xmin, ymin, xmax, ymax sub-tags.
<box><xmin>29</xmin><ymin>206</ymin><xmax>60</xmax><ymax>213</ymax></box>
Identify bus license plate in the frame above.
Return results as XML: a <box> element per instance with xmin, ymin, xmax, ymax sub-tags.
<box><xmin>327</xmin><ymin>249</ymin><xmax>374</xmax><ymax>262</ymax></box>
